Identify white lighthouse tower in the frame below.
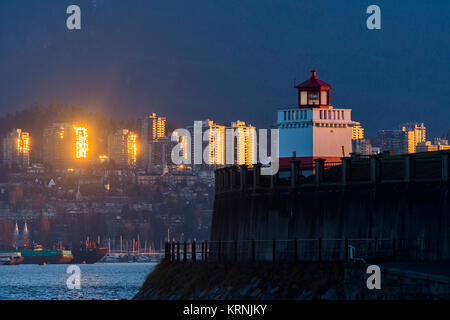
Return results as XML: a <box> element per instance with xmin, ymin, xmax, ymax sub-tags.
<box><xmin>276</xmin><ymin>70</ymin><xmax>353</xmax><ymax>169</ymax></box>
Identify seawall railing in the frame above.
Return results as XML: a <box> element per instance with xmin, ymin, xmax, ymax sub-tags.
<box><xmin>214</xmin><ymin>150</ymin><xmax>450</xmax><ymax>193</ymax></box>
<box><xmin>163</xmin><ymin>238</ymin><xmax>412</xmax><ymax>263</ymax></box>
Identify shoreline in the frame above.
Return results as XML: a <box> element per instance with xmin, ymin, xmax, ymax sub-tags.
<box><xmin>135</xmin><ymin>260</ymin><xmax>450</xmax><ymax>300</ymax></box>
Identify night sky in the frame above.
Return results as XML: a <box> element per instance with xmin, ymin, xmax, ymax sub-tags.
<box><xmin>0</xmin><ymin>0</ymin><xmax>449</xmax><ymax>137</ymax></box>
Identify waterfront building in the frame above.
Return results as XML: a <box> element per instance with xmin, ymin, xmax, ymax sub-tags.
<box><xmin>43</xmin><ymin>123</ymin><xmax>88</xmax><ymax>168</ymax></box>
<box><xmin>228</xmin><ymin>120</ymin><xmax>256</xmax><ymax>166</ymax></box>
<box><xmin>148</xmin><ymin>136</ymin><xmax>178</xmax><ymax>174</ymax></box>
<box><xmin>376</xmin><ymin>123</ymin><xmax>427</xmax><ymax>154</ymax></box>
<box><xmin>433</xmin><ymin>138</ymin><xmax>449</xmax><ymax>149</ymax></box>
<box><xmin>416</xmin><ymin>139</ymin><xmax>450</xmax><ymax>152</ymax></box>
<box><xmin>276</xmin><ymin>70</ymin><xmax>353</xmax><ymax>169</ymax></box>
<box><xmin>2</xmin><ymin>128</ymin><xmax>30</xmax><ymax>168</ymax></box>
<box><xmin>376</xmin><ymin>129</ymin><xmax>408</xmax><ymax>154</ymax></box>
<box><xmin>416</xmin><ymin>141</ymin><xmax>437</xmax><ymax>152</ymax></box>
<box><xmin>107</xmin><ymin>129</ymin><xmax>137</xmax><ymax>168</ymax></box>
<box><xmin>186</xmin><ymin>120</ymin><xmax>226</xmax><ymax>171</ymax></box>
<box><xmin>351</xmin><ymin>122</ymin><xmax>364</xmax><ymax>140</ymax></box>
<box><xmin>352</xmin><ymin>138</ymin><xmax>372</xmax><ymax>156</ymax></box>
<box><xmin>401</xmin><ymin>123</ymin><xmax>426</xmax><ymax>153</ymax></box>
<box><xmin>138</xmin><ymin>113</ymin><xmax>166</xmax><ymax>169</ymax></box>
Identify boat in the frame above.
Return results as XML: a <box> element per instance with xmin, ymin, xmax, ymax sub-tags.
<box><xmin>0</xmin><ymin>252</ymin><xmax>24</xmax><ymax>265</ymax></box>
<box><xmin>0</xmin><ymin>248</ymin><xmax>73</xmax><ymax>264</ymax></box>
<box><xmin>71</xmin><ymin>247</ymin><xmax>107</xmax><ymax>264</ymax></box>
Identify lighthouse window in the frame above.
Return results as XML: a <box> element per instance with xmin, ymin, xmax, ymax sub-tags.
<box><xmin>341</xmin><ymin>111</ymin><xmax>345</xmax><ymax>120</ymax></box>
<box><xmin>300</xmin><ymin>91</ymin><xmax>308</xmax><ymax>105</ymax></box>
<box><xmin>337</xmin><ymin>111</ymin><xmax>340</xmax><ymax>120</ymax></box>
<box><xmin>308</xmin><ymin>91</ymin><xmax>319</xmax><ymax>105</ymax></box>
<box><xmin>320</xmin><ymin>110</ymin><xmax>323</xmax><ymax>119</ymax></box>
<box><xmin>284</xmin><ymin>111</ymin><xmax>287</xmax><ymax>121</ymax></box>
<box><xmin>321</xmin><ymin>91</ymin><xmax>328</xmax><ymax>105</ymax></box>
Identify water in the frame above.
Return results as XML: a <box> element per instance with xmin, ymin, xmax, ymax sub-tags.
<box><xmin>0</xmin><ymin>263</ymin><xmax>157</xmax><ymax>300</ymax></box>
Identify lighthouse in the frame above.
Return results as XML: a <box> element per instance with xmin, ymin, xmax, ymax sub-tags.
<box><xmin>276</xmin><ymin>70</ymin><xmax>353</xmax><ymax>169</ymax></box>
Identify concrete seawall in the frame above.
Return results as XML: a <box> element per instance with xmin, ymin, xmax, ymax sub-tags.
<box><xmin>211</xmin><ymin>181</ymin><xmax>449</xmax><ymax>261</ymax></box>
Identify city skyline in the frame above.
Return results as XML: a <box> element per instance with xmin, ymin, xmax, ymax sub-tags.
<box><xmin>1</xmin><ymin>90</ymin><xmax>448</xmax><ymax>170</ymax></box>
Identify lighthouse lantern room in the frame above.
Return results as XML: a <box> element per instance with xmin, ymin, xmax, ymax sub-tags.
<box><xmin>296</xmin><ymin>70</ymin><xmax>331</xmax><ymax>108</ymax></box>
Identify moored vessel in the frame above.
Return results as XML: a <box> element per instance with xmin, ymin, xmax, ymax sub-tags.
<box><xmin>0</xmin><ymin>252</ymin><xmax>24</xmax><ymax>265</ymax></box>
<box><xmin>0</xmin><ymin>249</ymin><xmax>73</xmax><ymax>264</ymax></box>
<box><xmin>72</xmin><ymin>247</ymin><xmax>107</xmax><ymax>264</ymax></box>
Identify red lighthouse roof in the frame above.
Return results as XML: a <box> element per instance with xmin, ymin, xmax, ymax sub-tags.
<box><xmin>295</xmin><ymin>70</ymin><xmax>331</xmax><ymax>89</ymax></box>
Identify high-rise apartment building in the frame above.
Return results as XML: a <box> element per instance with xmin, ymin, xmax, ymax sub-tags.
<box><xmin>352</xmin><ymin>138</ymin><xmax>372</xmax><ymax>156</ymax></box>
<box><xmin>376</xmin><ymin>129</ymin><xmax>408</xmax><ymax>154</ymax></box>
<box><xmin>138</xmin><ymin>113</ymin><xmax>166</xmax><ymax>169</ymax></box>
<box><xmin>229</xmin><ymin>120</ymin><xmax>256</xmax><ymax>166</ymax></box>
<box><xmin>148</xmin><ymin>136</ymin><xmax>178</xmax><ymax>174</ymax></box>
<box><xmin>108</xmin><ymin>129</ymin><xmax>137</xmax><ymax>168</ymax></box>
<box><xmin>401</xmin><ymin>123</ymin><xmax>426</xmax><ymax>153</ymax></box>
<box><xmin>2</xmin><ymin>128</ymin><xmax>30</xmax><ymax>168</ymax></box>
<box><xmin>186</xmin><ymin>120</ymin><xmax>226</xmax><ymax>171</ymax></box>
<box><xmin>43</xmin><ymin>123</ymin><xmax>88</xmax><ymax>168</ymax></box>
<box><xmin>351</xmin><ymin>122</ymin><xmax>364</xmax><ymax>140</ymax></box>
<box><xmin>376</xmin><ymin>123</ymin><xmax>427</xmax><ymax>155</ymax></box>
